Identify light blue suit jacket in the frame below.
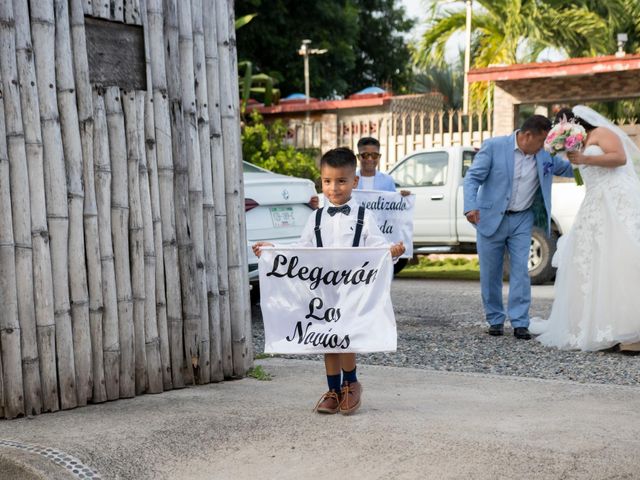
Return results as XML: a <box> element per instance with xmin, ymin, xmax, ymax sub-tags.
<box><xmin>356</xmin><ymin>170</ymin><xmax>397</xmax><ymax>191</ymax></box>
<box><xmin>463</xmin><ymin>133</ymin><xmax>574</xmax><ymax>237</ymax></box>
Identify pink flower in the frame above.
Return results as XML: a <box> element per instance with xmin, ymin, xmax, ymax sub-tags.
<box><xmin>565</xmin><ymin>136</ymin><xmax>578</xmax><ymax>150</ymax></box>
<box><xmin>546</xmin><ymin>131</ymin><xmax>558</xmax><ymax>143</ymax></box>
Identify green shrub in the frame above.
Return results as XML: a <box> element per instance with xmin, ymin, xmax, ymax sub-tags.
<box><xmin>242</xmin><ymin>110</ymin><xmax>320</xmax><ymax>185</ymax></box>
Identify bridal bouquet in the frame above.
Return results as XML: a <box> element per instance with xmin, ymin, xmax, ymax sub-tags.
<box><xmin>544</xmin><ymin>120</ymin><xmax>585</xmax><ymax>186</ymax></box>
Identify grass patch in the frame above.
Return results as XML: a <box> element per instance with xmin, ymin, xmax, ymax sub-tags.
<box><xmin>397</xmin><ymin>256</ymin><xmax>480</xmax><ymax>281</ymax></box>
<box><xmin>254</xmin><ymin>353</ymin><xmax>271</xmax><ymax>360</ymax></box>
<box><xmin>247</xmin><ymin>365</ymin><xmax>272</xmax><ymax>381</ymax></box>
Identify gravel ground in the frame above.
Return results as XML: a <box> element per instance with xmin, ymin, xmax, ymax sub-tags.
<box><xmin>251</xmin><ymin>278</ymin><xmax>640</xmax><ymax>386</ymax></box>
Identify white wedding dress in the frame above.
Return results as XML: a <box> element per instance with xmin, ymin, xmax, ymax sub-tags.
<box><xmin>530</xmin><ymin>144</ymin><xmax>640</xmax><ymax>350</ymax></box>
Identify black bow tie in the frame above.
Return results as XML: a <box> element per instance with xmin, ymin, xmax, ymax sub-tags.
<box><xmin>327</xmin><ymin>205</ymin><xmax>351</xmax><ymax>216</ymax></box>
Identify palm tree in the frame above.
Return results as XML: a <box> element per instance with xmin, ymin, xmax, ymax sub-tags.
<box><xmin>413</xmin><ymin>0</ymin><xmax>636</xmax><ymax>111</ymax></box>
<box><xmin>547</xmin><ymin>0</ymin><xmax>640</xmax><ymax>57</ymax></box>
<box><xmin>413</xmin><ymin>52</ymin><xmax>463</xmax><ymax>111</ymax></box>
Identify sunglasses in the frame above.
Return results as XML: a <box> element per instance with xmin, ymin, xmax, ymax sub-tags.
<box><xmin>357</xmin><ymin>152</ymin><xmax>381</xmax><ymax>160</ymax></box>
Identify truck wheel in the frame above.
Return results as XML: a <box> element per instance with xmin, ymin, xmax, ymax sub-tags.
<box><xmin>394</xmin><ymin>258</ymin><xmax>408</xmax><ymax>275</ymax></box>
<box><xmin>503</xmin><ymin>227</ymin><xmax>558</xmax><ymax>285</ymax></box>
<box><xmin>528</xmin><ymin>227</ymin><xmax>557</xmax><ymax>284</ymax></box>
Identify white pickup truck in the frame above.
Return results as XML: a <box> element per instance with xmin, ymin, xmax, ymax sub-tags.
<box><xmin>387</xmin><ymin>146</ymin><xmax>585</xmax><ymax>284</ymax></box>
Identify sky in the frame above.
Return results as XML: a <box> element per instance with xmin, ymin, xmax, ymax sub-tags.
<box><xmin>399</xmin><ymin>0</ymin><xmax>466</xmax><ymax>63</ymax></box>
<box><xmin>399</xmin><ymin>0</ymin><xmax>431</xmax><ymax>44</ymax></box>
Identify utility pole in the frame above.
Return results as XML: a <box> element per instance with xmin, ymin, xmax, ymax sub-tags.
<box><xmin>463</xmin><ymin>0</ymin><xmax>473</xmax><ymax>115</ymax></box>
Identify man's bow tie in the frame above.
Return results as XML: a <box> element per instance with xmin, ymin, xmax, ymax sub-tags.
<box><xmin>327</xmin><ymin>205</ymin><xmax>351</xmax><ymax>216</ymax></box>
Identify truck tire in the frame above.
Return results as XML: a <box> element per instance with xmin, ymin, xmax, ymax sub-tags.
<box><xmin>503</xmin><ymin>227</ymin><xmax>558</xmax><ymax>285</ymax></box>
<box><xmin>394</xmin><ymin>258</ymin><xmax>408</xmax><ymax>275</ymax></box>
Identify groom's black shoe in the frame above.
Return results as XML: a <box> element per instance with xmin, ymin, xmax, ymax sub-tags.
<box><xmin>514</xmin><ymin>327</ymin><xmax>532</xmax><ymax>340</ymax></box>
<box><xmin>488</xmin><ymin>324</ymin><xmax>504</xmax><ymax>336</ymax></box>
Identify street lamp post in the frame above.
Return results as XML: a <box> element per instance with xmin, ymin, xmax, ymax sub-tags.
<box><xmin>298</xmin><ymin>39</ymin><xmax>327</xmax><ymax>146</ymax></box>
<box><xmin>463</xmin><ymin>0</ymin><xmax>472</xmax><ymax>115</ymax></box>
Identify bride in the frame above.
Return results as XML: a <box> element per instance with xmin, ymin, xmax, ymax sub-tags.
<box><xmin>530</xmin><ymin>105</ymin><xmax>640</xmax><ymax>352</ymax></box>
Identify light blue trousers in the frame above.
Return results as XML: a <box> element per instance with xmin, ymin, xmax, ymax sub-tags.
<box><xmin>476</xmin><ymin>210</ymin><xmax>533</xmax><ymax>328</ymax></box>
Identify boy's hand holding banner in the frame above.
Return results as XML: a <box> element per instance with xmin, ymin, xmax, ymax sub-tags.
<box><xmin>258</xmin><ymin>247</ymin><xmax>397</xmax><ymax>354</ymax></box>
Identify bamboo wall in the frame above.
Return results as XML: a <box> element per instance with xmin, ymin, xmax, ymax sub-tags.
<box><xmin>0</xmin><ymin>0</ymin><xmax>252</xmax><ymax>419</ymax></box>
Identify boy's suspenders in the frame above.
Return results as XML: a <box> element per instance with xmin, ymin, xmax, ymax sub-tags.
<box><xmin>352</xmin><ymin>206</ymin><xmax>365</xmax><ymax>247</ymax></box>
<box><xmin>313</xmin><ymin>206</ymin><xmax>365</xmax><ymax>247</ymax></box>
<box><xmin>314</xmin><ymin>208</ymin><xmax>324</xmax><ymax>247</ymax></box>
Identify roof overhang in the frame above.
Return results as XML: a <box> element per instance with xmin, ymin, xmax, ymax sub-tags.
<box><xmin>468</xmin><ymin>54</ymin><xmax>640</xmax><ymax>83</ymax></box>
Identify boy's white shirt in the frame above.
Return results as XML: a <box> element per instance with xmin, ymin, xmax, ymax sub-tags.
<box><xmin>296</xmin><ymin>197</ymin><xmax>389</xmax><ymax>248</ymax></box>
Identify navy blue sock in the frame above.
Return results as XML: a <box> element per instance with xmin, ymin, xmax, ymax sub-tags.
<box><xmin>342</xmin><ymin>367</ymin><xmax>357</xmax><ymax>384</ymax></box>
<box><xmin>327</xmin><ymin>374</ymin><xmax>342</xmax><ymax>392</ymax></box>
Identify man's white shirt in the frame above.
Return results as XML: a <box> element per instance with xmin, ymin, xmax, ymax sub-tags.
<box><xmin>359</xmin><ymin>175</ymin><xmax>375</xmax><ymax>191</ymax></box>
<box><xmin>508</xmin><ymin>134</ymin><xmax>539</xmax><ymax>212</ymax></box>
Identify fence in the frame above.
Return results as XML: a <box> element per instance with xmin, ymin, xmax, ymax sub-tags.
<box><xmin>285</xmin><ymin>109</ymin><xmax>493</xmax><ymax>170</ymax></box>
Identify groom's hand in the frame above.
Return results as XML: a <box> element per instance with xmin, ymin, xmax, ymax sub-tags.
<box><xmin>465</xmin><ymin>210</ymin><xmax>480</xmax><ymax>225</ymax></box>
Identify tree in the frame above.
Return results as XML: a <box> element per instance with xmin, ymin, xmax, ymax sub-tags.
<box><xmin>235</xmin><ymin>0</ymin><xmax>414</xmax><ymax>98</ymax></box>
<box><xmin>412</xmin><ymin>51</ymin><xmax>464</xmax><ymax>110</ymax></box>
<box><xmin>349</xmin><ymin>0</ymin><xmax>415</xmax><ymax>94</ymax></box>
<box><xmin>242</xmin><ymin>111</ymin><xmax>320</xmax><ymax>184</ymax></box>
<box><xmin>545</xmin><ymin>0</ymin><xmax>640</xmax><ymax>57</ymax></box>
<box><xmin>413</xmin><ymin>0</ymin><xmax>638</xmax><ymax>111</ymax></box>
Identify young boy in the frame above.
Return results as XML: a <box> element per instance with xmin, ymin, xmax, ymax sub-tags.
<box><xmin>253</xmin><ymin>147</ymin><xmax>405</xmax><ymax>415</ymax></box>
<box><xmin>356</xmin><ymin>137</ymin><xmax>410</xmax><ymax>196</ymax></box>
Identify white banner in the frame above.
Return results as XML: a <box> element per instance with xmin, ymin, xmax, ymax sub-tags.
<box><xmin>351</xmin><ymin>190</ymin><xmax>415</xmax><ymax>258</ymax></box>
<box><xmin>258</xmin><ymin>247</ymin><xmax>397</xmax><ymax>354</ymax></box>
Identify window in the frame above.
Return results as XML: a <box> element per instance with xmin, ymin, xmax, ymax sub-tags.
<box><xmin>462</xmin><ymin>150</ymin><xmax>477</xmax><ymax>177</ymax></box>
<box><xmin>390</xmin><ymin>152</ymin><xmax>449</xmax><ymax>187</ymax></box>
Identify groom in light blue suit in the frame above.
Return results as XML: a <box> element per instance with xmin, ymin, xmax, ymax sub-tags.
<box><xmin>464</xmin><ymin>115</ymin><xmax>574</xmax><ymax>339</ymax></box>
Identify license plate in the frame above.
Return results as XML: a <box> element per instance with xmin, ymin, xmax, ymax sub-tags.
<box><xmin>270</xmin><ymin>207</ymin><xmax>295</xmax><ymax>228</ymax></box>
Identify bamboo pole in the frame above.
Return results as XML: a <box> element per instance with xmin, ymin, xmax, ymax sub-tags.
<box><xmin>94</xmin><ymin>0</ymin><xmax>109</xmax><ymax>18</ymax></box>
<box><xmin>216</xmin><ymin>0</ymin><xmax>252</xmax><ymax>376</ymax></box>
<box><xmin>105</xmin><ymin>86</ymin><xmax>135</xmax><ymax>398</ymax></box>
<box><xmin>0</xmin><ymin>342</ymin><xmax>3</xmax><ymax>418</ymax></box>
<box><xmin>203</xmin><ymin>0</ymin><xmax>233</xmax><ymax>378</ymax></box>
<box><xmin>140</xmin><ymin>0</ymin><xmax>171</xmax><ymax>391</ymax></box>
<box><xmin>178</xmin><ymin>0</ymin><xmax>209</xmax><ymax>384</ymax></box>
<box><xmin>93</xmin><ymin>87</ymin><xmax>120</xmax><ymax>400</ymax></box>
<box><xmin>2</xmin><ymin>0</ymin><xmax>43</xmax><ymax>416</ymax></box>
<box><xmin>164</xmin><ymin>0</ymin><xmax>198</xmax><ymax>384</ymax></box>
<box><xmin>69</xmin><ymin>0</ymin><xmax>107</xmax><ymax>403</ymax></box>
<box><xmin>30</xmin><ymin>0</ymin><xmax>77</xmax><ymax>410</ymax></box>
<box><xmin>54</xmin><ymin>0</ymin><xmax>92</xmax><ymax>407</ymax></box>
<box><xmin>193</xmin><ymin>0</ymin><xmax>222</xmax><ymax>382</ymax></box>
<box><xmin>113</xmin><ymin>0</ymin><xmax>124</xmax><ymax>21</ymax></box>
<box><xmin>124</xmin><ymin>0</ymin><xmax>141</xmax><ymax>24</ymax></box>
<box><xmin>122</xmin><ymin>90</ymin><xmax>147</xmax><ymax>395</ymax></box>
<box><xmin>136</xmin><ymin>90</ymin><xmax>163</xmax><ymax>393</ymax></box>
<box><xmin>0</xmin><ymin>81</ymin><xmax>26</xmax><ymax>419</ymax></box>
<box><xmin>144</xmin><ymin>93</ymin><xmax>172</xmax><ymax>391</ymax></box>
<box><xmin>229</xmin><ymin>0</ymin><xmax>253</xmax><ymax>374</ymax></box>
<box><xmin>147</xmin><ymin>0</ymin><xmax>184</xmax><ymax>388</ymax></box>
<box><xmin>15</xmin><ymin>0</ymin><xmax>58</xmax><ymax>412</ymax></box>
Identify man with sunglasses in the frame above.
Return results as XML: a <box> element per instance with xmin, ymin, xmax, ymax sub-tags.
<box><xmin>356</xmin><ymin>137</ymin><xmax>410</xmax><ymax>196</ymax></box>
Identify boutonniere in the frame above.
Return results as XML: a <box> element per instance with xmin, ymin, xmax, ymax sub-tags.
<box><xmin>543</xmin><ymin>161</ymin><xmax>553</xmax><ymax>176</ymax></box>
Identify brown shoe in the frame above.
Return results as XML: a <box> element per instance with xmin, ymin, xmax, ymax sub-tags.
<box><xmin>339</xmin><ymin>381</ymin><xmax>362</xmax><ymax>415</ymax></box>
<box><xmin>314</xmin><ymin>390</ymin><xmax>341</xmax><ymax>414</ymax></box>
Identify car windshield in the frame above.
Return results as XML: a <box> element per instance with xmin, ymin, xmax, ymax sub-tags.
<box><xmin>242</xmin><ymin>162</ymin><xmax>267</xmax><ymax>173</ymax></box>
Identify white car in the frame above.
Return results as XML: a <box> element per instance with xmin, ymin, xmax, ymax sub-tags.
<box><xmin>243</xmin><ymin>162</ymin><xmax>317</xmax><ymax>280</ymax></box>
